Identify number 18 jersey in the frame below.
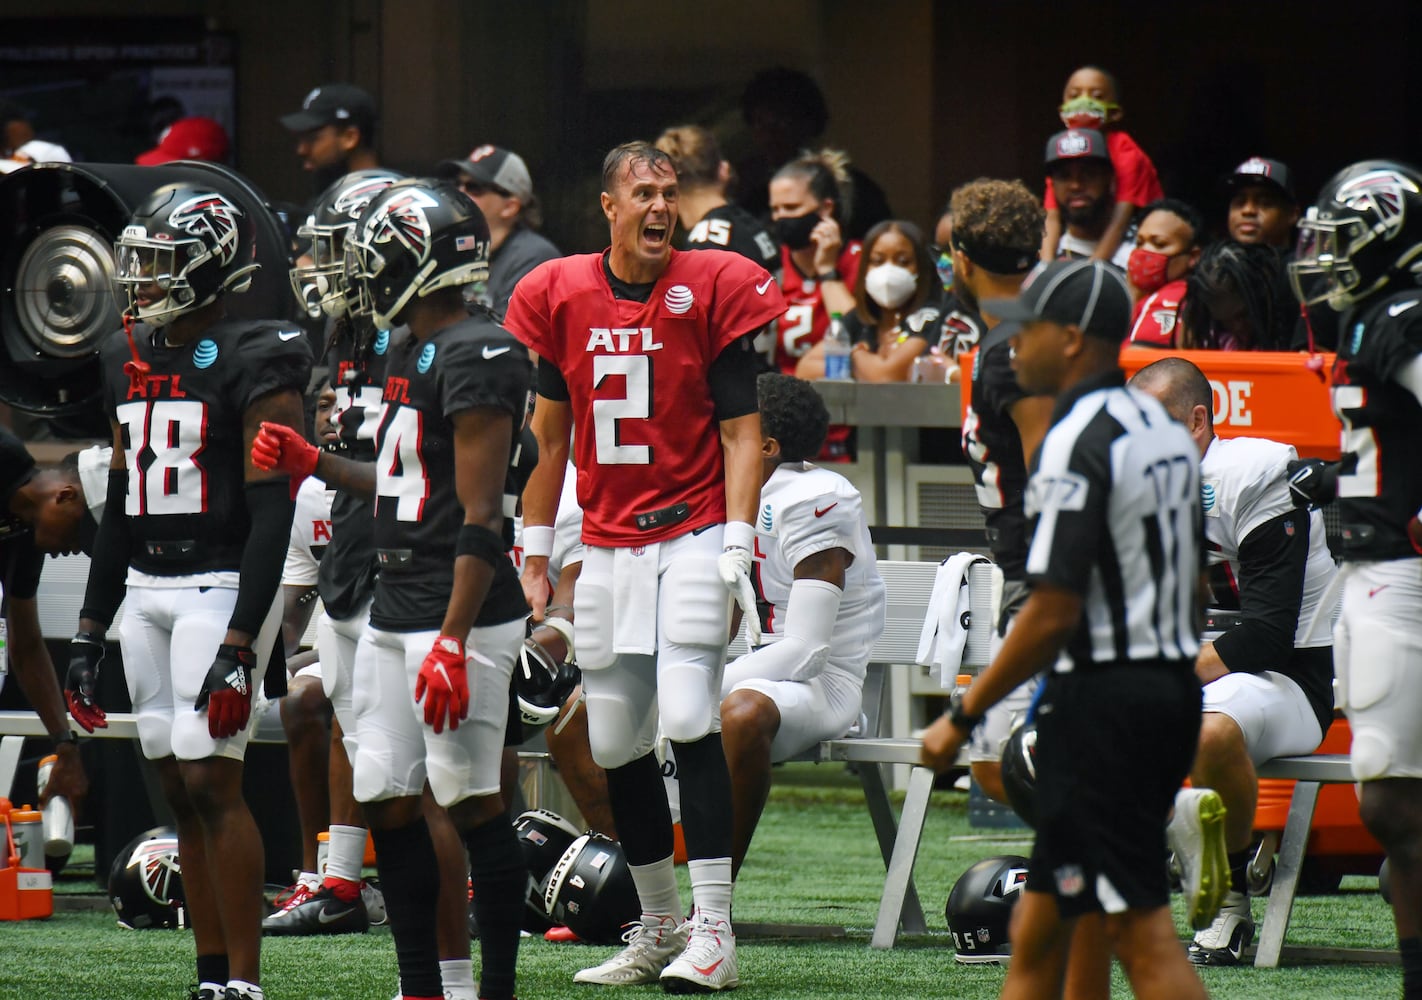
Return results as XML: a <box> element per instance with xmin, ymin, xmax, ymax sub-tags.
<box><xmin>505</xmin><ymin>249</ymin><xmax>783</xmax><ymax>547</ymax></box>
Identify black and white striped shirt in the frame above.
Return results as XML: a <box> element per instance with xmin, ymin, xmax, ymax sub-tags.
<box><xmin>1025</xmin><ymin>369</ymin><xmax>1202</xmax><ymax>672</ymax></box>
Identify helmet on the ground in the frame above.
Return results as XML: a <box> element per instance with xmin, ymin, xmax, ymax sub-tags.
<box><xmin>543</xmin><ymin>833</ymin><xmax>640</xmax><ymax>945</ymax></box>
<box><xmin>290</xmin><ymin>168</ymin><xmax>408</xmax><ymax>319</ymax></box>
<box><xmin>108</xmin><ymin>826</ymin><xmax>186</xmax><ymax>929</ymax></box>
<box><xmin>513</xmin><ymin>808</ymin><xmax>582</xmax><ymax>932</ymax></box>
<box><xmin>945</xmin><ymin>854</ymin><xmax>1030</xmax><ymax>964</ymax></box>
<box><xmin>1000</xmin><ymin>721</ymin><xmax>1039</xmax><ymax>829</ymax></box>
<box><xmin>114</xmin><ymin>183</ymin><xmax>259</xmax><ymax>327</ymax></box>
<box><xmin>1290</xmin><ymin>159</ymin><xmax>1422</xmax><ymax>311</ymax></box>
<box><xmin>512</xmin><ymin>619</ymin><xmax>580</xmax><ymax>740</ymax></box>
<box><xmin>343</xmin><ymin>177</ymin><xmax>490</xmax><ymax>328</ymax></box>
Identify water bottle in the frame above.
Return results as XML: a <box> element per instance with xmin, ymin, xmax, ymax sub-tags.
<box><xmin>36</xmin><ymin>755</ymin><xmax>74</xmax><ymax>859</ymax></box>
<box><xmin>316</xmin><ymin>830</ymin><xmax>330</xmax><ymax>876</ymax></box>
<box><xmin>822</xmin><ymin>312</ymin><xmax>852</xmax><ymax>381</ymax></box>
<box><xmin>9</xmin><ymin>805</ymin><xmax>43</xmax><ymax>870</ymax></box>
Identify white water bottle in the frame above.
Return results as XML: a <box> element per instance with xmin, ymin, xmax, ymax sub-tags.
<box><xmin>36</xmin><ymin>754</ymin><xmax>74</xmax><ymax>858</ymax></box>
<box><xmin>822</xmin><ymin>312</ymin><xmax>852</xmax><ymax>381</ymax></box>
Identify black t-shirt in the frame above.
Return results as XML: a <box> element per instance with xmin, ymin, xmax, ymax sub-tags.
<box><xmin>319</xmin><ymin>323</ymin><xmax>407</xmax><ymax>620</ymax></box>
<box><xmin>963</xmin><ymin>324</ymin><xmax>1031</xmax><ymax>579</ymax></box>
<box><xmin>686</xmin><ymin>204</ymin><xmax>779</xmax><ymax>270</ymax></box>
<box><xmin>99</xmin><ymin>318</ymin><xmax>314</xmax><ymax>576</ymax></box>
<box><xmin>841</xmin><ymin>302</ymin><xmax>944</xmax><ymax>353</ymax></box>
<box><xmin>369</xmin><ymin>313</ymin><xmax>531</xmax><ymax>631</ymax></box>
<box><xmin>1331</xmin><ymin>290</ymin><xmax>1422</xmax><ymax>560</ymax></box>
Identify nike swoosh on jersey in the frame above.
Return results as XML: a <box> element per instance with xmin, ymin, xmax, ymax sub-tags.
<box><xmin>278</xmin><ymin>330</ymin><xmax>302</xmax><ymax>341</ymax></box>
<box><xmin>1388</xmin><ymin>300</ymin><xmax>1419</xmax><ymax>317</ymax></box>
<box><xmin>756</xmin><ymin>278</ymin><xmax>774</xmax><ymax>294</ymax></box>
<box><xmin>482</xmin><ymin>345</ymin><xmax>512</xmax><ymax>359</ymax></box>
<box><xmin>813</xmin><ymin>503</ymin><xmax>838</xmax><ymax>517</ymax></box>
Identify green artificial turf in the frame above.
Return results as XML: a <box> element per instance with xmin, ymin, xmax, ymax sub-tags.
<box><xmin>0</xmin><ymin>763</ymin><xmax>1401</xmax><ymax>1000</ymax></box>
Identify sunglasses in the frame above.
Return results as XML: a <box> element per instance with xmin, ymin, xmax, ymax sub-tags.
<box><xmin>459</xmin><ymin>178</ymin><xmax>511</xmax><ymax>198</ymax></box>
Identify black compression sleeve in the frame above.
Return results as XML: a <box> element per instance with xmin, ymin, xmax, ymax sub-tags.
<box><xmin>537</xmin><ymin>358</ymin><xmax>570</xmax><ymax>401</ymax></box>
<box><xmin>709</xmin><ymin>334</ymin><xmax>761</xmax><ymax>421</ymax></box>
<box><xmin>1212</xmin><ymin>510</ymin><xmax>1309</xmax><ymax>674</ymax></box>
<box><xmin>80</xmin><ymin>470</ymin><xmax>132</xmax><ymax>629</ymax></box>
<box><xmin>229</xmin><ymin>479</ymin><xmax>297</xmax><ymax>637</ymax></box>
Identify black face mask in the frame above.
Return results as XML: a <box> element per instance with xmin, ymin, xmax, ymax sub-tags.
<box><xmin>775</xmin><ymin>211</ymin><xmax>819</xmax><ymax>250</ymax></box>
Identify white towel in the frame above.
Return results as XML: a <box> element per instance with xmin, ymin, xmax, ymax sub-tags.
<box><xmin>611</xmin><ymin>543</ymin><xmax>660</xmax><ymax>655</ymax></box>
<box><xmin>915</xmin><ymin>553</ymin><xmax>999</xmax><ymax>689</ymax></box>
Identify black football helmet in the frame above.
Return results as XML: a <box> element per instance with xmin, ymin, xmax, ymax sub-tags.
<box><xmin>113</xmin><ymin>183</ymin><xmax>259</xmax><ymax>327</ymax></box>
<box><xmin>108</xmin><ymin>826</ymin><xmax>186</xmax><ymax>929</ymax></box>
<box><xmin>514</xmin><ymin>617</ymin><xmax>580</xmax><ymax>739</ymax></box>
<box><xmin>513</xmin><ymin>808</ymin><xmax>582</xmax><ymax>933</ymax></box>
<box><xmin>1290</xmin><ymin>160</ymin><xmax>1422</xmax><ymax>311</ymax></box>
<box><xmin>290</xmin><ymin>168</ymin><xmax>408</xmax><ymax>319</ymax></box>
<box><xmin>1000</xmin><ymin>721</ymin><xmax>1039</xmax><ymax>830</ymax></box>
<box><xmin>344</xmin><ymin>177</ymin><xmax>490</xmax><ymax>329</ymax></box>
<box><xmin>543</xmin><ymin>833</ymin><xmax>641</xmax><ymax>945</ymax></box>
<box><xmin>945</xmin><ymin>854</ymin><xmax>1030</xmax><ymax>964</ymax></box>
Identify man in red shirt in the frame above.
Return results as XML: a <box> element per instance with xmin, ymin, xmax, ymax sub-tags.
<box><xmin>504</xmin><ymin>140</ymin><xmax>783</xmax><ymax>993</ymax></box>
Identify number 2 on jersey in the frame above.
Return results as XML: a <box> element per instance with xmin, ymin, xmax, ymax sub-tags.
<box><xmin>592</xmin><ymin>354</ymin><xmax>651</xmax><ymax>465</ymax></box>
<box><xmin>116</xmin><ymin>399</ymin><xmax>208</xmax><ymax>515</ymax></box>
<box><xmin>1333</xmin><ymin>385</ymin><xmax>1380</xmax><ymax>498</ymax></box>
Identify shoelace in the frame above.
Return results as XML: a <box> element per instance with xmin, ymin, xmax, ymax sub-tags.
<box><xmin>272</xmin><ymin>882</ymin><xmax>316</xmax><ymax>913</ymax></box>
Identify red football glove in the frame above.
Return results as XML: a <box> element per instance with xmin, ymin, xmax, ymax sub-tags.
<box><xmin>251</xmin><ymin>421</ymin><xmax>319</xmax><ymax>499</ymax></box>
<box><xmin>195</xmin><ymin>643</ymin><xmax>257</xmax><ymax>739</ymax></box>
<box><xmin>415</xmin><ymin>635</ymin><xmax>470</xmax><ymax>734</ymax></box>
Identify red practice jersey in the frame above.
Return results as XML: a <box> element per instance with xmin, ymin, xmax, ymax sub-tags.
<box><xmin>505</xmin><ymin>248</ymin><xmax>784</xmax><ymax>547</ymax></box>
<box><xmin>772</xmin><ymin>242</ymin><xmax>862</xmax><ymax>374</ymax></box>
<box><xmin>1128</xmin><ymin>279</ymin><xmax>1186</xmax><ymax>347</ymax></box>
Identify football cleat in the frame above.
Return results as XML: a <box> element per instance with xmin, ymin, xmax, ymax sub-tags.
<box><xmin>1188</xmin><ymin>890</ymin><xmax>1254</xmax><ymax>966</ymax></box>
<box><xmin>572</xmin><ymin>915</ymin><xmax>688</xmax><ymax>985</ymax></box>
<box><xmin>188</xmin><ymin>985</ymin><xmax>223</xmax><ymax>1000</ymax></box>
<box><xmin>1167</xmin><ymin>787</ymin><xmax>1229</xmax><ymax>931</ymax></box>
<box><xmin>660</xmin><ymin>914</ymin><xmax>739</xmax><ymax>993</ymax></box>
<box><xmin>261</xmin><ymin>884</ymin><xmax>369</xmax><ymax>935</ymax></box>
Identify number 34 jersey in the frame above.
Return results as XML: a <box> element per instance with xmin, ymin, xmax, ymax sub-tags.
<box><xmin>370</xmin><ymin>313</ymin><xmax>530</xmax><ymax>632</ymax></box>
<box><xmin>99</xmin><ymin>319</ymin><xmax>312</xmax><ymax>576</ymax></box>
<box><xmin>505</xmin><ymin>249</ymin><xmax>784</xmax><ymax>547</ymax></box>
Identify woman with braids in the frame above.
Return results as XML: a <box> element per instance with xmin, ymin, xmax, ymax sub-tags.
<box><xmin>1178</xmin><ymin>240</ymin><xmax>1293</xmax><ymax>351</ymax></box>
<box><xmin>654</xmin><ymin>124</ymin><xmax>779</xmax><ymax>270</ymax></box>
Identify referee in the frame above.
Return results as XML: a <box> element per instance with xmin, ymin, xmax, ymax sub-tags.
<box><xmin>922</xmin><ymin>259</ymin><xmax>1209</xmax><ymax>999</ymax></box>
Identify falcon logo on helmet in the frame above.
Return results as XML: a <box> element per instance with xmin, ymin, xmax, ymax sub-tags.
<box><xmin>168</xmin><ymin>193</ymin><xmax>244</xmax><ymax>268</ymax></box>
<box><xmin>365</xmin><ymin>188</ymin><xmax>439</xmax><ymax>261</ymax></box>
<box><xmin>1334</xmin><ymin>169</ymin><xmax>1418</xmax><ymax>235</ymax></box>
<box><xmin>332</xmin><ymin>173</ymin><xmax>406</xmax><ymax>222</ymax></box>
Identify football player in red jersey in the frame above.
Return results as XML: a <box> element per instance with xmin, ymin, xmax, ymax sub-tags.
<box><xmin>66</xmin><ymin>184</ymin><xmax>312</xmax><ymax>1000</ymax></box>
<box><xmin>504</xmin><ymin>141</ymin><xmax>784</xmax><ymax>992</ymax></box>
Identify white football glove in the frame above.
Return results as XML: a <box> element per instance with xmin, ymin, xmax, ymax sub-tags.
<box><xmin>719</xmin><ymin>521</ymin><xmax>761</xmax><ymax>646</ymax></box>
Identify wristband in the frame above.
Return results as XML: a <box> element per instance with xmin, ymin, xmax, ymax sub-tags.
<box><xmin>522</xmin><ymin>525</ymin><xmax>555</xmax><ymax>560</ymax></box>
<box><xmin>50</xmin><ymin>730</ymin><xmax>79</xmax><ymax>750</ymax></box>
<box><xmin>723</xmin><ymin>520</ymin><xmax>755</xmax><ymax>551</ymax></box>
<box><xmin>455</xmin><ymin>522</ymin><xmax>507</xmax><ymax>569</ymax></box>
<box><xmin>816</xmin><ymin>269</ymin><xmax>841</xmax><ymax>282</ymax></box>
<box><xmin>947</xmin><ymin>689</ymin><xmax>984</xmax><ymax>733</ymax></box>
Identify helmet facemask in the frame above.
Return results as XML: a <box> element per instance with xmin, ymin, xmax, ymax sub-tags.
<box><xmin>290</xmin><ymin>222</ymin><xmax>355</xmax><ymax>319</ymax></box>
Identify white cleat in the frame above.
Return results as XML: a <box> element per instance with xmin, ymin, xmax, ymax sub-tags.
<box><xmin>573</xmin><ymin>915</ymin><xmax>689</xmax><ymax>985</ymax></box>
<box><xmin>1167</xmin><ymin>786</ymin><xmax>1230</xmax><ymax>931</ymax></box>
<box><xmin>660</xmin><ymin>914</ymin><xmax>739</xmax><ymax>993</ymax></box>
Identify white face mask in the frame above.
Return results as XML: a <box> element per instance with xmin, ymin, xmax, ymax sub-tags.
<box><xmin>865</xmin><ymin>263</ymin><xmax>918</xmax><ymax>310</ymax></box>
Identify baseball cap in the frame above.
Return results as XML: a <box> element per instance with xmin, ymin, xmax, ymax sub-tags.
<box><xmin>981</xmin><ymin>259</ymin><xmax>1132</xmax><ymax>343</ymax></box>
<box><xmin>1225</xmin><ymin>156</ymin><xmax>1296</xmax><ymax>202</ymax></box>
<box><xmin>1045</xmin><ymin>128</ymin><xmax>1111</xmax><ymax>171</ymax></box>
<box><xmin>136</xmin><ymin>117</ymin><xmax>230</xmax><ymax>166</ymax></box>
<box><xmin>436</xmin><ymin>145</ymin><xmax>533</xmax><ymax>202</ymax></box>
<box><xmin>280</xmin><ymin>84</ymin><xmax>376</xmax><ymax>135</ymax></box>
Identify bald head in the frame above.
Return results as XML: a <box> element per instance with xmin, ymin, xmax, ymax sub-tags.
<box><xmin>1129</xmin><ymin>357</ymin><xmax>1214</xmax><ymax>454</ymax></box>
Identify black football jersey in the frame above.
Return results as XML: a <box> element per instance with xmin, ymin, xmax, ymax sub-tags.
<box><xmin>962</xmin><ymin>327</ymin><xmax>1030</xmax><ymax>579</ymax></box>
<box><xmin>686</xmin><ymin>204</ymin><xmax>780</xmax><ymax>269</ymax></box>
<box><xmin>369</xmin><ymin>313</ymin><xmax>531</xmax><ymax>632</ymax></box>
<box><xmin>99</xmin><ymin>318</ymin><xmax>313</xmax><ymax>576</ymax></box>
<box><xmin>1331</xmin><ymin>290</ymin><xmax>1422</xmax><ymax>560</ymax></box>
<box><xmin>318</xmin><ymin>323</ymin><xmax>407</xmax><ymax>619</ymax></box>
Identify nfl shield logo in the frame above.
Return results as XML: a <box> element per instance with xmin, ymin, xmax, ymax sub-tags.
<box><xmin>1284</xmin><ymin>519</ymin><xmax>1295</xmax><ymax>537</ymax></box>
<box><xmin>631</xmin><ymin>546</ymin><xmax>645</xmax><ymax>557</ymax></box>
<box><xmin>1055</xmin><ymin>864</ymin><xmax>1086</xmax><ymax>897</ymax></box>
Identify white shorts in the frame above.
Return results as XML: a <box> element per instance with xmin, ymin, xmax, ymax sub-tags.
<box><xmin>1335</xmin><ymin>560</ymin><xmax>1422</xmax><ymax>780</ymax></box>
<box><xmin>575</xmin><ymin>528</ymin><xmax>729</xmax><ymax>769</ymax></box>
<box><xmin>350</xmin><ymin>618</ymin><xmax>522</xmax><ymax>807</ymax></box>
<box><xmin>724</xmin><ymin>665</ymin><xmax>863</xmax><ymax>762</ymax></box>
<box><xmin>1201</xmin><ymin>670</ymin><xmax>1323</xmax><ymax>766</ymax></box>
<box><xmin>118</xmin><ymin>585</ymin><xmax>282</xmax><ymax>762</ymax></box>
<box><xmin>317</xmin><ymin>599</ymin><xmax>371</xmax><ymax>766</ymax></box>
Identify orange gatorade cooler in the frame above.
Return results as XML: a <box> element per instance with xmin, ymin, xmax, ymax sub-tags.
<box><xmin>0</xmin><ymin>803</ymin><xmax>53</xmax><ymax>920</ymax></box>
<box><xmin>1254</xmin><ymin>717</ymin><xmax>1384</xmax><ymax>889</ymax></box>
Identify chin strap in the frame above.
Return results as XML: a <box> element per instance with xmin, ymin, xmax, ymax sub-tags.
<box><xmin>1299</xmin><ymin>303</ymin><xmax>1326</xmax><ymax>377</ymax></box>
<box><xmin>121</xmin><ymin>312</ymin><xmax>151</xmax><ymax>395</ymax></box>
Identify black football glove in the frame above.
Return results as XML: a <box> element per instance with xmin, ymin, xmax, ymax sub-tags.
<box><xmin>195</xmin><ymin>643</ymin><xmax>257</xmax><ymax>739</ymax></box>
<box><xmin>1287</xmin><ymin>458</ymin><xmax>1339</xmax><ymax>510</ymax></box>
<box><xmin>65</xmin><ymin>631</ymin><xmax>108</xmax><ymax>733</ymax></box>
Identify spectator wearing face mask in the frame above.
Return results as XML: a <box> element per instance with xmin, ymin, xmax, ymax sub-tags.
<box><xmin>932</xmin><ymin>205</ymin><xmax>984</xmax><ymax>361</ymax></box>
<box><xmin>1178</xmin><ymin>241</ymin><xmax>1294</xmax><ymax>351</ymax></box>
<box><xmin>796</xmin><ymin>220</ymin><xmax>941</xmax><ymax>382</ymax></box>
<box><xmin>1127</xmin><ymin>198</ymin><xmax>1205</xmax><ymax>347</ymax></box>
<box><xmin>1041</xmin><ymin>66</ymin><xmax>1162</xmax><ymax>265</ymax></box>
<box><xmin>1044</xmin><ymin>129</ymin><xmax>1133</xmax><ymax>270</ymax></box>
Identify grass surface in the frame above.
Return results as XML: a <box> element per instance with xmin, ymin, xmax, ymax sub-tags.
<box><xmin>1</xmin><ymin>763</ymin><xmax>1401</xmax><ymax>999</ymax></box>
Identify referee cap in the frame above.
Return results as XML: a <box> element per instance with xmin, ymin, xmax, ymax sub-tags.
<box><xmin>981</xmin><ymin>259</ymin><xmax>1132</xmax><ymax>343</ymax></box>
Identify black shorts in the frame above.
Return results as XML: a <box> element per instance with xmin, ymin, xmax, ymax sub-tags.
<box><xmin>1026</xmin><ymin>662</ymin><xmax>1201</xmax><ymax>917</ymax></box>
